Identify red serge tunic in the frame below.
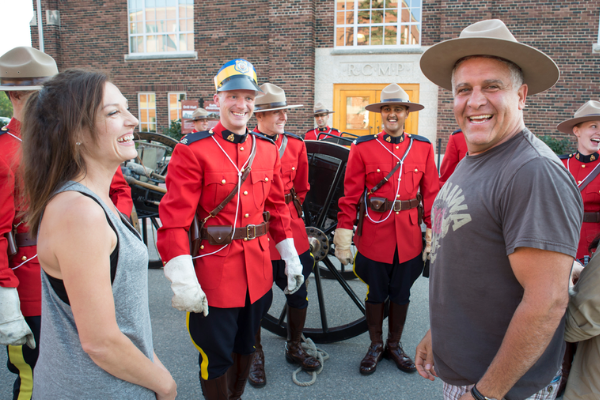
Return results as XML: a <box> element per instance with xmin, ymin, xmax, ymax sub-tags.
<box><xmin>439</xmin><ymin>129</ymin><xmax>468</xmax><ymax>187</ymax></box>
<box><xmin>157</xmin><ymin>123</ymin><xmax>293</xmax><ymax>308</ymax></box>
<box><xmin>337</xmin><ymin>131</ymin><xmax>440</xmax><ymax>264</ymax></box>
<box><xmin>561</xmin><ymin>151</ymin><xmax>600</xmax><ymax>259</ymax></box>
<box><xmin>305</xmin><ymin>126</ymin><xmax>341</xmax><ymax>141</ymax></box>
<box><xmin>253</xmin><ymin>129</ymin><xmax>310</xmax><ymax>259</ymax></box>
<box><xmin>0</xmin><ymin>118</ymin><xmax>134</xmax><ymax>316</ymax></box>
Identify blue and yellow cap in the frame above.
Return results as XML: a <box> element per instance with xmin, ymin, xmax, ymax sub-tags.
<box><xmin>214</xmin><ymin>59</ymin><xmax>261</xmax><ymax>93</ymax></box>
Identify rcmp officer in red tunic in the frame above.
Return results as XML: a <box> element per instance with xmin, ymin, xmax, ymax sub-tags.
<box><xmin>439</xmin><ymin>128</ymin><xmax>468</xmax><ymax>186</ymax></box>
<box><xmin>304</xmin><ymin>102</ymin><xmax>341</xmax><ymax>140</ymax></box>
<box><xmin>156</xmin><ymin>59</ymin><xmax>303</xmax><ymax>400</ymax></box>
<box><xmin>333</xmin><ymin>83</ymin><xmax>439</xmax><ymax>376</ymax></box>
<box><xmin>191</xmin><ymin>107</ymin><xmax>212</xmax><ymax>133</ymax></box>
<box><xmin>0</xmin><ymin>47</ymin><xmax>133</xmax><ymax>400</ymax></box>
<box><xmin>248</xmin><ymin>83</ymin><xmax>320</xmax><ymax>388</ymax></box>
<box><xmin>558</xmin><ymin>100</ymin><xmax>600</xmax><ymax>262</ymax></box>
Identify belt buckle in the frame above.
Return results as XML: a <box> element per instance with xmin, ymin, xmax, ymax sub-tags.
<box><xmin>393</xmin><ymin>201</ymin><xmax>402</xmax><ymax>212</ymax></box>
<box><xmin>246</xmin><ymin>224</ymin><xmax>257</xmax><ymax>240</ymax></box>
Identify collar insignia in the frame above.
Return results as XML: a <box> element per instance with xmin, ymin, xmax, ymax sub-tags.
<box><xmin>592</xmin><ymin>155</ymin><xmax>596</xmax><ymax>161</ymax></box>
<box><xmin>180</xmin><ymin>138</ymin><xmax>188</xmax><ymax>144</ymax></box>
<box><xmin>574</xmin><ymin>151</ymin><xmax>599</xmax><ymax>163</ymax></box>
<box><xmin>227</xmin><ymin>134</ymin><xmax>235</xmax><ymax>142</ymax></box>
<box><xmin>385</xmin><ymin>136</ymin><xmax>391</xmax><ymax>142</ymax></box>
<box><xmin>1</xmin><ymin>126</ymin><xmax>7</xmax><ymax>131</ymax></box>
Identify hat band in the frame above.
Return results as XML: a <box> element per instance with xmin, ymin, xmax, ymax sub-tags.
<box><xmin>576</xmin><ymin>113</ymin><xmax>600</xmax><ymax>119</ymax></box>
<box><xmin>255</xmin><ymin>101</ymin><xmax>287</xmax><ymax>110</ymax></box>
<box><xmin>1</xmin><ymin>76</ymin><xmax>50</xmax><ymax>87</ymax></box>
<box><xmin>381</xmin><ymin>97</ymin><xmax>411</xmax><ymax>103</ymax></box>
<box><xmin>314</xmin><ymin>109</ymin><xmax>330</xmax><ymax>114</ymax></box>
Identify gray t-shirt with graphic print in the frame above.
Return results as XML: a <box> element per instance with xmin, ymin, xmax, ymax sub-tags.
<box><xmin>429</xmin><ymin>128</ymin><xmax>582</xmax><ymax>400</ymax></box>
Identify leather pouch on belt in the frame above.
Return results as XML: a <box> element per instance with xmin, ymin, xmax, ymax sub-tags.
<box><xmin>369</xmin><ymin>197</ymin><xmax>387</xmax><ymax>211</ymax></box>
<box><xmin>206</xmin><ymin>225</ymin><xmax>233</xmax><ymax>245</ymax></box>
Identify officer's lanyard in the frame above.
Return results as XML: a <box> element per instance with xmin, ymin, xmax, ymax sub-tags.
<box><xmin>8</xmin><ymin>132</ymin><xmax>21</xmax><ymax>142</ymax></box>
<box><xmin>567</xmin><ymin>157</ymin><xmax>600</xmax><ymax>188</ymax></box>
<box><xmin>192</xmin><ymin>134</ymin><xmax>257</xmax><ymax>259</ymax></box>
<box><xmin>364</xmin><ymin>136</ymin><xmax>413</xmax><ymax>225</ymax></box>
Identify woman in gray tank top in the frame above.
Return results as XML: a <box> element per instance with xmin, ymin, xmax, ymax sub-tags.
<box><xmin>19</xmin><ymin>69</ymin><xmax>177</xmax><ymax>399</ymax></box>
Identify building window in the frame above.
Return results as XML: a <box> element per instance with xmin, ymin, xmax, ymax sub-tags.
<box><xmin>335</xmin><ymin>0</ymin><xmax>421</xmax><ymax>47</ymax></box>
<box><xmin>168</xmin><ymin>92</ymin><xmax>186</xmax><ymax>124</ymax></box>
<box><xmin>138</xmin><ymin>92</ymin><xmax>156</xmax><ymax>132</ymax></box>
<box><xmin>128</xmin><ymin>0</ymin><xmax>194</xmax><ymax>54</ymax></box>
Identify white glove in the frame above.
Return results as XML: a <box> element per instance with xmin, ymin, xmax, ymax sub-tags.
<box><xmin>423</xmin><ymin>228</ymin><xmax>432</xmax><ymax>263</ymax></box>
<box><xmin>163</xmin><ymin>255</ymin><xmax>208</xmax><ymax>316</ymax></box>
<box><xmin>333</xmin><ymin>228</ymin><xmax>354</xmax><ymax>265</ymax></box>
<box><xmin>276</xmin><ymin>238</ymin><xmax>304</xmax><ymax>295</ymax></box>
<box><xmin>0</xmin><ymin>287</ymin><xmax>36</xmax><ymax>349</ymax></box>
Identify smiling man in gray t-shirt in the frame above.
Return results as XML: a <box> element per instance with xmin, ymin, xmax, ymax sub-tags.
<box><xmin>415</xmin><ymin>20</ymin><xmax>583</xmax><ymax>400</ymax></box>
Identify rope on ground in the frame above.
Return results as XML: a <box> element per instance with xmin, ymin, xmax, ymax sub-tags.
<box><xmin>292</xmin><ymin>334</ymin><xmax>329</xmax><ymax>387</ymax></box>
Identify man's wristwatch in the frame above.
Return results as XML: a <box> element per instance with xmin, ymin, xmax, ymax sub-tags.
<box><xmin>471</xmin><ymin>385</ymin><xmax>498</xmax><ymax>400</ymax></box>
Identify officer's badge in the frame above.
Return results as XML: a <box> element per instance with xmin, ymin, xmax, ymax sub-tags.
<box><xmin>227</xmin><ymin>134</ymin><xmax>235</xmax><ymax>142</ymax></box>
<box><xmin>592</xmin><ymin>155</ymin><xmax>596</xmax><ymax>161</ymax></box>
<box><xmin>400</xmin><ymin>135</ymin><xmax>404</xmax><ymax>142</ymax></box>
<box><xmin>576</xmin><ymin>153</ymin><xmax>580</xmax><ymax>160</ymax></box>
<box><xmin>385</xmin><ymin>136</ymin><xmax>391</xmax><ymax>142</ymax></box>
<box><xmin>180</xmin><ymin>138</ymin><xmax>188</xmax><ymax>144</ymax></box>
<box><xmin>234</xmin><ymin>60</ymin><xmax>250</xmax><ymax>74</ymax></box>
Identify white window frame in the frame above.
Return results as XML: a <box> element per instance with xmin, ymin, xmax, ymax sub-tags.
<box><xmin>168</xmin><ymin>92</ymin><xmax>187</xmax><ymax>126</ymax></box>
<box><xmin>127</xmin><ymin>0</ymin><xmax>194</xmax><ymax>56</ymax></box>
<box><xmin>138</xmin><ymin>92</ymin><xmax>157</xmax><ymax>132</ymax></box>
<box><xmin>334</xmin><ymin>0</ymin><xmax>422</xmax><ymax>48</ymax></box>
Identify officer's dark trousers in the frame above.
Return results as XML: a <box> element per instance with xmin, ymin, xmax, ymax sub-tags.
<box><xmin>7</xmin><ymin>315</ymin><xmax>40</xmax><ymax>400</ymax></box>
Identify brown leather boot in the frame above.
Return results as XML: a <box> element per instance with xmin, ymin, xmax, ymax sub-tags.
<box><xmin>248</xmin><ymin>329</ymin><xmax>266</xmax><ymax>388</ymax></box>
<box><xmin>285</xmin><ymin>306</ymin><xmax>321</xmax><ymax>371</ymax></box>
<box><xmin>200</xmin><ymin>372</ymin><xmax>229</xmax><ymax>400</ymax></box>
<box><xmin>226</xmin><ymin>353</ymin><xmax>253</xmax><ymax>400</ymax></box>
<box><xmin>383</xmin><ymin>302</ymin><xmax>416</xmax><ymax>373</ymax></box>
<box><xmin>359</xmin><ymin>302</ymin><xmax>385</xmax><ymax>375</ymax></box>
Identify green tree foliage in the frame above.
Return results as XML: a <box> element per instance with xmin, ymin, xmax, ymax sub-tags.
<box><xmin>0</xmin><ymin>92</ymin><xmax>13</xmax><ymax>118</ymax></box>
<box><xmin>537</xmin><ymin>135</ymin><xmax>574</xmax><ymax>156</ymax></box>
<box><xmin>164</xmin><ymin>119</ymin><xmax>183</xmax><ymax>141</ymax></box>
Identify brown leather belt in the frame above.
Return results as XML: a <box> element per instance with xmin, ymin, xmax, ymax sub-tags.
<box><xmin>368</xmin><ymin>197</ymin><xmax>420</xmax><ymax>212</ymax></box>
<box><xmin>284</xmin><ymin>193</ymin><xmax>293</xmax><ymax>204</ymax></box>
<box><xmin>583</xmin><ymin>212</ymin><xmax>600</xmax><ymax>223</ymax></box>
<box><xmin>15</xmin><ymin>232</ymin><xmax>36</xmax><ymax>247</ymax></box>
<box><xmin>200</xmin><ymin>221</ymin><xmax>269</xmax><ymax>245</ymax></box>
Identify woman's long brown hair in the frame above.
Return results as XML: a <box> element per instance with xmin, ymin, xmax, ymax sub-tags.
<box><xmin>20</xmin><ymin>69</ymin><xmax>108</xmax><ymax>234</ymax></box>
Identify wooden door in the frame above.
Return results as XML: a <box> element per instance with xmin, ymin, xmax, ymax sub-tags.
<box><xmin>333</xmin><ymin>84</ymin><xmax>420</xmax><ymax>137</ymax></box>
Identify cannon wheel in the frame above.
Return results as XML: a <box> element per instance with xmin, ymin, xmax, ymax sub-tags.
<box><xmin>261</xmin><ymin>140</ymin><xmax>385</xmax><ymax>344</ymax></box>
<box><xmin>129</xmin><ymin>132</ymin><xmax>180</xmax><ymax>267</ymax></box>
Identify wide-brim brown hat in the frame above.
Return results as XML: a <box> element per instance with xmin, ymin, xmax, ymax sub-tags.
<box><xmin>557</xmin><ymin>100</ymin><xmax>600</xmax><ymax>134</ymax></box>
<box><xmin>314</xmin><ymin>102</ymin><xmax>334</xmax><ymax>116</ymax></box>
<box><xmin>254</xmin><ymin>83</ymin><xmax>302</xmax><ymax>113</ymax></box>
<box><xmin>191</xmin><ymin>107</ymin><xmax>209</xmax><ymax>121</ymax></box>
<box><xmin>420</xmin><ymin>19</ymin><xmax>559</xmax><ymax>95</ymax></box>
<box><xmin>365</xmin><ymin>83</ymin><xmax>424</xmax><ymax>113</ymax></box>
<box><xmin>0</xmin><ymin>46</ymin><xmax>58</xmax><ymax>91</ymax></box>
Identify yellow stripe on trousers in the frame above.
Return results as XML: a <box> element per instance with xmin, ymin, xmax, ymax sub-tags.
<box><xmin>8</xmin><ymin>345</ymin><xmax>33</xmax><ymax>400</ymax></box>
<box><xmin>186</xmin><ymin>312</ymin><xmax>209</xmax><ymax>380</ymax></box>
<box><xmin>352</xmin><ymin>252</ymin><xmax>370</xmax><ymax>301</ymax></box>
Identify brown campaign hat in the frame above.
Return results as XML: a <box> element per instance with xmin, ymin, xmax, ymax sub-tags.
<box><xmin>191</xmin><ymin>107</ymin><xmax>210</xmax><ymax>121</ymax></box>
<box><xmin>420</xmin><ymin>19</ymin><xmax>559</xmax><ymax>95</ymax></box>
<box><xmin>0</xmin><ymin>46</ymin><xmax>58</xmax><ymax>91</ymax></box>
<box><xmin>557</xmin><ymin>100</ymin><xmax>600</xmax><ymax>134</ymax></box>
<box><xmin>313</xmin><ymin>102</ymin><xmax>334</xmax><ymax>116</ymax></box>
<box><xmin>365</xmin><ymin>83</ymin><xmax>424</xmax><ymax>113</ymax></box>
<box><xmin>254</xmin><ymin>83</ymin><xmax>302</xmax><ymax>113</ymax></box>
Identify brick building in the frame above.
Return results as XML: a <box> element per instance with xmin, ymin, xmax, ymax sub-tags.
<box><xmin>31</xmin><ymin>0</ymin><xmax>600</xmax><ymax>154</ymax></box>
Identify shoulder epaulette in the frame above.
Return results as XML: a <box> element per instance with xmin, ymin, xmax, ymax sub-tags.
<box><xmin>406</xmin><ymin>134</ymin><xmax>431</xmax><ymax>144</ymax></box>
<box><xmin>305</xmin><ymin>128</ymin><xmax>315</xmax><ymax>134</ymax></box>
<box><xmin>354</xmin><ymin>134</ymin><xmax>378</xmax><ymax>145</ymax></box>
<box><xmin>180</xmin><ymin>130</ymin><xmax>213</xmax><ymax>146</ymax></box>
<box><xmin>451</xmin><ymin>129</ymin><xmax>462</xmax><ymax>135</ymax></box>
<box><xmin>558</xmin><ymin>153</ymin><xmax>572</xmax><ymax>160</ymax></box>
<box><xmin>331</xmin><ymin>128</ymin><xmax>340</xmax><ymax>132</ymax></box>
<box><xmin>0</xmin><ymin>125</ymin><xmax>9</xmax><ymax>136</ymax></box>
<box><xmin>283</xmin><ymin>131</ymin><xmax>303</xmax><ymax>141</ymax></box>
<box><xmin>251</xmin><ymin>131</ymin><xmax>276</xmax><ymax>145</ymax></box>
